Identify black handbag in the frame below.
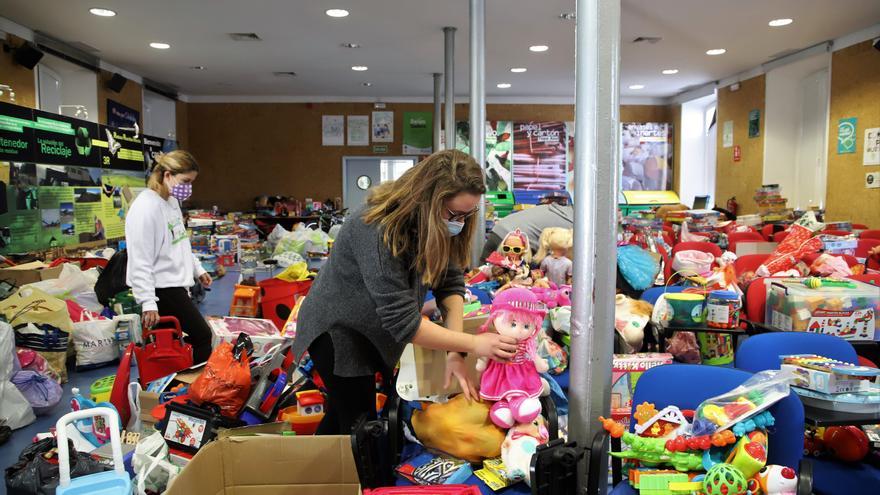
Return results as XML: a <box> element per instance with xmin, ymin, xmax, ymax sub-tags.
<box><xmin>95</xmin><ymin>249</ymin><xmax>129</xmax><ymax>306</ymax></box>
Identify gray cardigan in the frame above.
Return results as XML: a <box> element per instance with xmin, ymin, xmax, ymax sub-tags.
<box><xmin>292</xmin><ymin>208</ymin><xmax>466</xmax><ymax>377</ymax></box>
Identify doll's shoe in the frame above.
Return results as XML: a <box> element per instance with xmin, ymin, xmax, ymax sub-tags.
<box><xmin>510</xmin><ymin>396</ymin><xmax>541</xmax><ymax>424</ymax></box>
<box><xmin>489</xmin><ymin>400</ymin><xmax>515</xmax><ymax>428</ymax></box>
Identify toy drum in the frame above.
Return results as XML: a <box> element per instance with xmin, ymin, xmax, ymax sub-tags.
<box><xmin>666</xmin><ymin>293</ymin><xmax>706</xmax><ymax>327</ymax></box>
<box><xmin>706</xmin><ymin>290</ymin><xmax>741</xmax><ymax>329</ymax></box>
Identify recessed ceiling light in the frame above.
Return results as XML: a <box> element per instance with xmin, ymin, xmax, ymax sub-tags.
<box><xmin>510</xmin><ymin>67</ymin><xmax>527</xmax><ymax>73</ymax></box>
<box><xmin>529</xmin><ymin>45</ymin><xmax>549</xmax><ymax>52</ymax></box>
<box><xmin>150</xmin><ymin>42</ymin><xmax>170</xmax><ymax>50</ymax></box>
<box><xmin>341</xmin><ymin>43</ymin><xmax>361</xmax><ymax>48</ymax></box>
<box><xmin>497</xmin><ymin>83</ymin><xmax>512</xmax><ymax>89</ymax></box>
<box><xmin>326</xmin><ymin>9</ymin><xmax>349</xmax><ymax>18</ymax></box>
<box><xmin>351</xmin><ymin>65</ymin><xmax>368</xmax><ymax>71</ymax></box>
<box><xmin>768</xmin><ymin>18</ymin><xmax>793</xmax><ymax>27</ymax></box>
<box><xmin>661</xmin><ymin>69</ymin><xmax>679</xmax><ymax>75</ymax></box>
<box><xmin>190</xmin><ymin>65</ymin><xmax>206</xmax><ymax>70</ymax></box>
<box><xmin>706</xmin><ymin>48</ymin><xmax>726</xmax><ymax>56</ymax></box>
<box><xmin>362</xmin><ymin>82</ymin><xmax>372</xmax><ymax>87</ymax></box>
<box><xmin>89</xmin><ymin>8</ymin><xmax>116</xmax><ymax>17</ymax></box>
<box><xmin>628</xmin><ymin>84</ymin><xmax>645</xmax><ymax>90</ymax></box>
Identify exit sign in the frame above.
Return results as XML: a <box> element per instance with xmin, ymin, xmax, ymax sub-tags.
<box><xmin>373</xmin><ymin>145</ymin><xmax>388</xmax><ymax>153</ymax></box>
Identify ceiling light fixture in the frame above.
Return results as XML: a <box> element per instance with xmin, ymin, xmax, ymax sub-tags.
<box><xmin>497</xmin><ymin>83</ymin><xmax>512</xmax><ymax>89</ymax></box>
<box><xmin>150</xmin><ymin>42</ymin><xmax>170</xmax><ymax>50</ymax></box>
<box><xmin>661</xmin><ymin>69</ymin><xmax>679</xmax><ymax>75</ymax></box>
<box><xmin>351</xmin><ymin>65</ymin><xmax>368</xmax><ymax>71</ymax></box>
<box><xmin>510</xmin><ymin>67</ymin><xmax>527</xmax><ymax>73</ymax></box>
<box><xmin>341</xmin><ymin>43</ymin><xmax>361</xmax><ymax>48</ymax></box>
<box><xmin>89</xmin><ymin>8</ymin><xmax>116</xmax><ymax>17</ymax></box>
<box><xmin>326</xmin><ymin>9</ymin><xmax>350</xmax><ymax>18</ymax></box>
<box><xmin>628</xmin><ymin>84</ymin><xmax>645</xmax><ymax>90</ymax></box>
<box><xmin>768</xmin><ymin>18</ymin><xmax>793</xmax><ymax>27</ymax></box>
<box><xmin>190</xmin><ymin>65</ymin><xmax>206</xmax><ymax>70</ymax></box>
<box><xmin>706</xmin><ymin>48</ymin><xmax>726</xmax><ymax>56</ymax></box>
<box><xmin>529</xmin><ymin>45</ymin><xmax>549</xmax><ymax>52</ymax></box>
<box><xmin>362</xmin><ymin>82</ymin><xmax>372</xmax><ymax>87</ymax></box>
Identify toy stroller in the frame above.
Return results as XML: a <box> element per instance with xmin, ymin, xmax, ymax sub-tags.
<box><xmin>55</xmin><ymin>407</ymin><xmax>132</xmax><ymax>494</ymax></box>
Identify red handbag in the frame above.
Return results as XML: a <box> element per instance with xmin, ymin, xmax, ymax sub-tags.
<box><xmin>109</xmin><ymin>342</ymin><xmax>134</xmax><ymax>425</ymax></box>
<box><xmin>133</xmin><ymin>316</ymin><xmax>193</xmax><ymax>385</ymax></box>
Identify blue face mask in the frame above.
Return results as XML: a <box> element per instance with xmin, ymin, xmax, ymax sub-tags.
<box><xmin>445</xmin><ymin>219</ymin><xmax>465</xmax><ymax>236</ymax></box>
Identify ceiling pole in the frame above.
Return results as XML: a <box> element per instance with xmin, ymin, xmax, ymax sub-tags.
<box><xmin>569</xmin><ymin>0</ymin><xmax>620</xmax><ymax>492</ymax></box>
<box><xmin>469</xmin><ymin>0</ymin><xmax>486</xmax><ymax>267</ymax></box>
<box><xmin>433</xmin><ymin>72</ymin><xmax>443</xmax><ymax>152</ymax></box>
<box><xmin>443</xmin><ymin>26</ymin><xmax>457</xmax><ymax>150</ymax></box>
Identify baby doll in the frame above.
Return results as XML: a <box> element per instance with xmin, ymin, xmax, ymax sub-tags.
<box><xmin>535</xmin><ymin>228</ymin><xmax>573</xmax><ymax>288</ymax></box>
<box><xmin>477</xmin><ymin>288</ymin><xmax>549</xmax><ymax>428</ymax></box>
<box><xmin>501</xmin><ymin>415</ymin><xmax>550</xmax><ymax>486</ymax></box>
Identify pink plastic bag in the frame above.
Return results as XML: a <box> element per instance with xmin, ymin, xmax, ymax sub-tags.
<box><xmin>672</xmin><ymin>250</ymin><xmax>716</xmax><ymax>276</ymax></box>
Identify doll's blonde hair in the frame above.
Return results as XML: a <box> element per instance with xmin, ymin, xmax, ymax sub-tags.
<box><xmin>499</xmin><ymin>229</ymin><xmax>532</xmax><ymax>265</ymax></box>
<box><xmin>534</xmin><ymin>227</ymin><xmax>573</xmax><ymax>264</ymax></box>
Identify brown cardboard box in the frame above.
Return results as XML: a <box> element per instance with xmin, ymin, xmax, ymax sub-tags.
<box><xmin>736</xmin><ymin>241</ymin><xmax>779</xmax><ymax>256</ymax></box>
<box><xmin>0</xmin><ymin>262</ymin><xmax>63</xmax><ymax>286</ymax></box>
<box><xmin>165</xmin><ymin>435</ymin><xmax>359</xmax><ymax>495</ymax></box>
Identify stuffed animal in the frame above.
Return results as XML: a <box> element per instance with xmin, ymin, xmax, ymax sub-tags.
<box><xmin>549</xmin><ymin>306</ymin><xmax>571</xmax><ymax>335</ymax></box>
<box><xmin>477</xmin><ymin>288</ymin><xmax>548</xmax><ymax>428</ymax></box>
<box><xmin>531</xmin><ymin>284</ymin><xmax>572</xmax><ymax>309</ymax></box>
<box><xmin>615</xmin><ymin>294</ymin><xmax>652</xmax><ymax>353</ymax></box>
<box><xmin>411</xmin><ymin>394</ymin><xmax>507</xmax><ymax>463</ymax></box>
<box><xmin>534</xmin><ymin>228</ymin><xmax>573</xmax><ymax>288</ymax></box>
<box><xmin>501</xmin><ymin>416</ymin><xmax>550</xmax><ymax>486</ymax></box>
<box><xmin>755</xmin><ymin>465</ymin><xmax>797</xmax><ymax>495</ymax></box>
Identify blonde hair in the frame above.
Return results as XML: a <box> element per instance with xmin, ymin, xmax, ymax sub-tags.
<box><xmin>534</xmin><ymin>227</ymin><xmax>573</xmax><ymax>264</ymax></box>
<box><xmin>363</xmin><ymin>149</ymin><xmax>486</xmax><ymax>286</ymax></box>
<box><xmin>499</xmin><ymin>229</ymin><xmax>532</xmax><ymax>265</ymax></box>
<box><xmin>147</xmin><ymin>150</ymin><xmax>200</xmax><ymax>198</ymax></box>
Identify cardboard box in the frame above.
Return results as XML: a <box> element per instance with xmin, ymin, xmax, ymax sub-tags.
<box><xmin>611</xmin><ymin>353</ymin><xmax>674</xmax><ymax>420</ymax></box>
<box><xmin>0</xmin><ymin>262</ymin><xmax>63</xmax><ymax>286</ymax></box>
<box><xmin>165</xmin><ymin>435</ymin><xmax>359</xmax><ymax>495</ymax></box>
<box><xmin>138</xmin><ymin>366</ymin><xmax>204</xmax><ymax>431</ymax></box>
<box><xmin>735</xmin><ymin>241</ymin><xmax>778</xmax><ymax>256</ymax></box>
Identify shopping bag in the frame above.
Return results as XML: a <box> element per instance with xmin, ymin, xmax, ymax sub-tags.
<box><xmin>24</xmin><ymin>263</ymin><xmax>103</xmax><ymax>313</ymax></box>
<box><xmin>72</xmin><ymin>313</ymin><xmax>118</xmax><ymax>369</ymax></box>
<box><xmin>0</xmin><ymin>287</ymin><xmax>73</xmax><ymax>383</ymax></box>
<box><xmin>0</xmin><ymin>321</ymin><xmax>36</xmax><ymax>429</ymax></box>
<box><xmin>190</xmin><ymin>341</ymin><xmax>252</xmax><ymax>417</ymax></box>
<box><xmin>133</xmin><ymin>316</ymin><xmax>193</xmax><ymax>386</ymax></box>
<box><xmin>132</xmin><ymin>431</ymin><xmax>181</xmax><ymax>495</ymax></box>
<box><xmin>4</xmin><ymin>437</ymin><xmax>107</xmax><ymax>495</ymax></box>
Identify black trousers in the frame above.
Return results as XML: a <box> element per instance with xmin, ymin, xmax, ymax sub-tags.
<box><xmin>309</xmin><ymin>332</ymin><xmax>378</xmax><ymax>435</ymax></box>
<box><xmin>155</xmin><ymin>287</ymin><xmax>213</xmax><ymax>364</ymax></box>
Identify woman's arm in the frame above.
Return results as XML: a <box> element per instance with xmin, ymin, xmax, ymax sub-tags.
<box><xmin>125</xmin><ymin>200</ymin><xmax>161</xmax><ymax>312</ymax></box>
<box><xmin>412</xmin><ymin>318</ymin><xmax>517</xmax><ymax>359</ymax></box>
<box><xmin>440</xmin><ymin>294</ymin><xmax>464</xmax><ymax>332</ymax></box>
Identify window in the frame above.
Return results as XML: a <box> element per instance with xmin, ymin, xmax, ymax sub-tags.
<box><xmin>380</xmin><ymin>159</ymin><xmax>415</xmax><ymax>182</ymax></box>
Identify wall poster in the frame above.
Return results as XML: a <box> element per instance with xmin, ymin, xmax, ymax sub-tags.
<box><xmin>402</xmin><ymin>111</ymin><xmax>433</xmax><ymax>155</ymax></box>
<box><xmin>347</xmin><ymin>115</ymin><xmax>369</xmax><ymax>146</ymax></box>
<box><xmin>321</xmin><ymin>115</ymin><xmax>344</xmax><ymax>146</ymax></box>
<box><xmin>722</xmin><ymin>120</ymin><xmax>734</xmax><ymax>148</ymax></box>
<box><xmin>371</xmin><ymin>111</ymin><xmax>394</xmax><ymax>143</ymax></box>
<box><xmin>512</xmin><ymin>121</ymin><xmax>567</xmax><ymax>191</ymax></box>
<box><xmin>106</xmin><ymin>99</ymin><xmax>139</xmax><ymax>129</ymax></box>
<box><xmin>837</xmin><ymin>117</ymin><xmax>857</xmax><ymax>154</ymax></box>
<box><xmin>620</xmin><ymin>122</ymin><xmax>673</xmax><ymax>191</ymax></box>
<box><xmin>864</xmin><ymin>127</ymin><xmax>879</xmax><ymax>166</ymax></box>
<box><xmin>748</xmin><ymin>109</ymin><xmax>760</xmax><ymax>138</ymax></box>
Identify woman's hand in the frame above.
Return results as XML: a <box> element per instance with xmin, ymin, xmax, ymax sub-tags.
<box><xmin>471</xmin><ymin>333</ymin><xmax>517</xmax><ymax>362</ymax></box>
<box><xmin>444</xmin><ymin>353</ymin><xmax>479</xmax><ymax>401</ymax></box>
<box><xmin>198</xmin><ymin>272</ymin><xmax>213</xmax><ymax>288</ymax></box>
<box><xmin>143</xmin><ymin>310</ymin><xmax>160</xmax><ymax>329</ymax></box>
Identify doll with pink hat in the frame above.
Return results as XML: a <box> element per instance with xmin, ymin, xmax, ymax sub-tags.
<box><xmin>477</xmin><ymin>287</ymin><xmax>549</xmax><ymax>428</ymax></box>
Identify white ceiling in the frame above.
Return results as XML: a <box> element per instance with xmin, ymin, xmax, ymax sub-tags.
<box><xmin>0</xmin><ymin>0</ymin><xmax>878</xmax><ymax>101</ymax></box>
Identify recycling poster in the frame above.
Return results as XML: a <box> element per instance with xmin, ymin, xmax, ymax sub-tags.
<box><xmin>0</xmin><ymin>101</ymin><xmax>161</xmax><ymax>253</ymax></box>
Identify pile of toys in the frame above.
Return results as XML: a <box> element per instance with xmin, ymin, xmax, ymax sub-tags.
<box><xmin>599</xmin><ymin>370</ymin><xmax>801</xmax><ymax>495</ymax></box>
<box><xmin>754</xmin><ymin>185</ymin><xmax>791</xmax><ymax>223</ymax></box>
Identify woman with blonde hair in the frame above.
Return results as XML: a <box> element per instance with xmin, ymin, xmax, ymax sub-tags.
<box><xmin>126</xmin><ymin>150</ymin><xmax>213</xmax><ymax>363</ymax></box>
<box><xmin>293</xmin><ymin>149</ymin><xmax>518</xmax><ymax>434</ymax></box>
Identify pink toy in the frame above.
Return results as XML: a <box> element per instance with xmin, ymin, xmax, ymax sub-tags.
<box><xmin>477</xmin><ymin>288</ymin><xmax>548</xmax><ymax>428</ymax></box>
<box><xmin>530</xmin><ymin>284</ymin><xmax>572</xmax><ymax>309</ymax></box>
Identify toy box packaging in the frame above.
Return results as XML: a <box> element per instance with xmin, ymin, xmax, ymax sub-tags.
<box><xmin>821</xmin><ymin>237</ymin><xmax>858</xmax><ymax>256</ymax></box>
<box><xmin>766</xmin><ymin>279</ymin><xmax>879</xmax><ymax>341</ymax></box>
<box><xmin>611</xmin><ymin>353</ymin><xmax>674</xmax><ymax>427</ymax></box>
<box><xmin>780</xmin><ymin>354</ymin><xmax>880</xmax><ymax>394</ymax></box>
<box><xmin>207</xmin><ymin>316</ymin><xmax>286</xmax><ymax>357</ymax></box>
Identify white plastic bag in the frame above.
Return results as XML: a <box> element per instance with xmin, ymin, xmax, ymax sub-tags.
<box><xmin>265</xmin><ymin>224</ymin><xmax>289</xmax><ymax>251</ymax></box>
<box><xmin>0</xmin><ymin>321</ymin><xmax>36</xmax><ymax>429</ymax></box>
<box><xmin>671</xmin><ymin>250</ymin><xmax>715</xmax><ymax>276</ymax></box>
<box><xmin>133</xmin><ymin>431</ymin><xmax>181</xmax><ymax>495</ymax></box>
<box><xmin>24</xmin><ymin>263</ymin><xmax>103</xmax><ymax>312</ymax></box>
<box><xmin>72</xmin><ymin>314</ymin><xmax>118</xmax><ymax>368</ymax></box>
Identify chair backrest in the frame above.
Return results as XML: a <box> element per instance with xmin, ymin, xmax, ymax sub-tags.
<box><xmin>736</xmin><ymin>332</ymin><xmax>858</xmax><ymax>372</ymax></box>
<box><xmin>855</xmin><ymin>239</ymin><xmax>880</xmax><ymax>259</ymax></box>
<box><xmin>727</xmin><ymin>232</ymin><xmax>766</xmax><ymax>254</ymax></box>
<box><xmin>745</xmin><ymin>277</ymin><xmax>770</xmax><ymax>322</ymax></box>
<box><xmin>734</xmin><ymin>254</ymin><xmax>770</xmax><ymax>276</ymax></box>
<box><xmin>852</xmin><ymin>224</ymin><xmax>869</xmax><ymax>230</ymax></box>
<box><xmin>761</xmin><ymin>224</ymin><xmax>776</xmax><ymax>241</ymax></box>
<box><xmin>640</xmin><ymin>285</ymin><xmax>685</xmax><ymax>305</ymax></box>
<box><xmin>631</xmin><ymin>364</ymin><xmax>804</xmax><ymax>470</ymax></box>
<box><xmin>859</xmin><ymin>230</ymin><xmax>880</xmax><ymax>240</ymax></box>
<box><xmin>822</xmin><ymin>229</ymin><xmax>851</xmax><ymax>237</ymax></box>
<box><xmin>672</xmin><ymin>241</ymin><xmax>722</xmax><ymax>258</ymax></box>
<box><xmin>803</xmin><ymin>252</ymin><xmax>860</xmax><ymax>268</ymax></box>
<box><xmin>849</xmin><ymin>273</ymin><xmax>880</xmax><ymax>287</ymax></box>
<box><xmin>771</xmin><ymin>231</ymin><xmax>790</xmax><ymax>243</ymax></box>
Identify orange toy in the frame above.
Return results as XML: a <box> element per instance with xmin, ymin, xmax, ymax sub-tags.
<box><xmin>599</xmin><ymin>416</ymin><xmax>626</xmax><ymax>438</ymax></box>
<box><xmin>634</xmin><ymin>402</ymin><xmax>658</xmax><ymax>425</ymax></box>
<box><xmin>230</xmin><ymin>284</ymin><xmax>260</xmax><ymax>317</ymax></box>
<box><xmin>711</xmin><ymin>430</ymin><xmax>737</xmax><ymax>447</ymax></box>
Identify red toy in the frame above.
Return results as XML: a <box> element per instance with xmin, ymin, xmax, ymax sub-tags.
<box><xmin>823</xmin><ymin>426</ymin><xmax>869</xmax><ymax>462</ymax></box>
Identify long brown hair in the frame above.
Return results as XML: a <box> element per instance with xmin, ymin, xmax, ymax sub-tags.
<box><xmin>147</xmin><ymin>150</ymin><xmax>200</xmax><ymax>199</ymax></box>
<box><xmin>363</xmin><ymin>149</ymin><xmax>486</xmax><ymax>286</ymax></box>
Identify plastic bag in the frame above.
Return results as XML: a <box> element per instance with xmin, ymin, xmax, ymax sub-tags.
<box><xmin>275</xmin><ymin>261</ymin><xmax>311</xmax><ymax>282</ymax></box>
<box><xmin>666</xmin><ymin>331</ymin><xmax>701</xmax><ymax>364</ymax></box>
<box><xmin>0</xmin><ymin>322</ymin><xmax>36</xmax><ymax>429</ymax></box>
<box><xmin>0</xmin><ymin>287</ymin><xmax>74</xmax><ymax>382</ymax></box>
<box><xmin>617</xmin><ymin>244</ymin><xmax>660</xmax><ymax>291</ymax></box>
<box><xmin>265</xmin><ymin>224</ymin><xmax>289</xmax><ymax>251</ymax></box>
<box><xmin>757</xmin><ymin>211</ymin><xmax>825</xmax><ymax>277</ymax></box>
<box><xmin>272</xmin><ymin>227</ymin><xmax>330</xmax><ymax>258</ymax></box>
<box><xmin>672</xmin><ymin>250</ymin><xmax>716</xmax><ymax>276</ymax></box>
<box><xmin>72</xmin><ymin>313</ymin><xmax>118</xmax><ymax>368</ymax></box>
<box><xmin>694</xmin><ymin>369</ymin><xmax>794</xmax><ymax>433</ymax></box>
<box><xmin>133</xmin><ymin>431</ymin><xmax>181</xmax><ymax>495</ymax></box>
<box><xmin>4</xmin><ymin>437</ymin><xmax>107</xmax><ymax>495</ymax></box>
<box><xmin>11</xmin><ymin>370</ymin><xmax>62</xmax><ymax>416</ymax></box>
<box><xmin>24</xmin><ymin>263</ymin><xmax>103</xmax><ymax>313</ymax></box>
<box><xmin>272</xmin><ymin>251</ymin><xmax>306</xmax><ymax>269</ymax></box>
<box><xmin>190</xmin><ymin>341</ymin><xmax>252</xmax><ymax>417</ymax></box>
<box><xmin>548</xmin><ymin>306</ymin><xmax>571</xmax><ymax>335</ymax></box>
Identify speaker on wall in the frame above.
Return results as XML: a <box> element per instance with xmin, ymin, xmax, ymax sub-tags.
<box><xmin>107</xmin><ymin>72</ymin><xmax>128</xmax><ymax>93</ymax></box>
<box><xmin>11</xmin><ymin>41</ymin><xmax>44</xmax><ymax>70</ymax></box>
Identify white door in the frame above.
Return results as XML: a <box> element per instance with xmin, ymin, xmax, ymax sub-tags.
<box><xmin>794</xmin><ymin>68</ymin><xmax>829</xmax><ymax>210</ymax></box>
<box><xmin>342</xmin><ymin>157</ymin><xmax>416</xmax><ymax>210</ymax></box>
<box><xmin>37</xmin><ymin>65</ymin><xmax>63</xmax><ymax>114</ymax></box>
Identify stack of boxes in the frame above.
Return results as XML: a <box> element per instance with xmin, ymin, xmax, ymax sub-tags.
<box><xmin>754</xmin><ymin>185</ymin><xmax>791</xmax><ymax>222</ymax></box>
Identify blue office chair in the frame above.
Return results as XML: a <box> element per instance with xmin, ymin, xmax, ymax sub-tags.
<box><xmin>589</xmin><ymin>364</ymin><xmax>807</xmax><ymax>495</ymax></box>
<box><xmin>735</xmin><ymin>332</ymin><xmax>878</xmax><ymax>495</ymax></box>
<box><xmin>639</xmin><ymin>285</ymin><xmax>685</xmax><ymax>305</ymax></box>
<box><xmin>736</xmin><ymin>332</ymin><xmax>859</xmax><ymax>373</ymax></box>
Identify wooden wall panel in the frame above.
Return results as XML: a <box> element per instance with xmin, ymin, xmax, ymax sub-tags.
<box><xmin>825</xmin><ymin>40</ymin><xmax>880</xmax><ymax>227</ymax></box>
<box><xmin>0</xmin><ymin>34</ymin><xmax>37</xmax><ymax>109</ymax></box>
<box><xmin>670</xmin><ymin>104</ymin><xmax>682</xmax><ymax>195</ymax></box>
<box><xmin>715</xmin><ymin>75</ymin><xmax>766</xmax><ymax>215</ymax></box>
<box><xmin>620</xmin><ymin>105</ymin><xmax>672</xmax><ymax>124</ymax></box>
<box><xmin>96</xmin><ymin>70</ymin><xmax>143</xmax><ymax>127</ymax></box>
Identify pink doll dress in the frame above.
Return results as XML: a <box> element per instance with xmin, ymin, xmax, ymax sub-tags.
<box><xmin>480</xmin><ymin>339</ymin><xmax>543</xmax><ymax>401</ymax></box>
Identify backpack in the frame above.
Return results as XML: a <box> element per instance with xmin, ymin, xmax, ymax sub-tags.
<box><xmin>95</xmin><ymin>250</ymin><xmax>129</xmax><ymax>306</ymax></box>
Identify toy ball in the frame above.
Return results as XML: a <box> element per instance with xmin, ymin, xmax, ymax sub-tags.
<box><xmin>704</xmin><ymin>463</ymin><xmax>748</xmax><ymax>495</ymax></box>
<box><xmin>823</xmin><ymin>426</ymin><xmax>869</xmax><ymax>462</ymax></box>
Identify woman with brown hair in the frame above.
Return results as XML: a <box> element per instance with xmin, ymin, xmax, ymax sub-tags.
<box><xmin>125</xmin><ymin>150</ymin><xmax>213</xmax><ymax>363</ymax></box>
<box><xmin>293</xmin><ymin>149</ymin><xmax>517</xmax><ymax>434</ymax></box>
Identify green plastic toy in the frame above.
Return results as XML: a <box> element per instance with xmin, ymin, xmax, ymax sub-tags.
<box><xmin>639</xmin><ymin>473</ymin><xmax>690</xmax><ymax>495</ymax></box>
<box><xmin>609</xmin><ymin>432</ymin><xmax>704</xmax><ymax>472</ymax></box>
<box><xmin>703</xmin><ymin>464</ymin><xmax>747</xmax><ymax>495</ymax></box>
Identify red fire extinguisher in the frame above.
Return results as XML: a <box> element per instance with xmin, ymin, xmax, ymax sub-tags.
<box><xmin>726</xmin><ymin>196</ymin><xmax>739</xmax><ymax>216</ymax></box>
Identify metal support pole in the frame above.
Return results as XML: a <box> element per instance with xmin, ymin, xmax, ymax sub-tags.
<box><xmin>433</xmin><ymin>73</ymin><xmax>443</xmax><ymax>153</ymax></box>
<box><xmin>570</xmin><ymin>0</ymin><xmax>620</xmax><ymax>493</ymax></box>
<box><xmin>469</xmin><ymin>0</ymin><xmax>486</xmax><ymax>267</ymax></box>
<box><xmin>443</xmin><ymin>26</ymin><xmax>456</xmax><ymax>150</ymax></box>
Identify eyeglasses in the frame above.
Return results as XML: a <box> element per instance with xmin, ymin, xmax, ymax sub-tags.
<box><xmin>446</xmin><ymin>207</ymin><xmax>477</xmax><ymax>223</ymax></box>
<box><xmin>501</xmin><ymin>245</ymin><xmax>524</xmax><ymax>254</ymax></box>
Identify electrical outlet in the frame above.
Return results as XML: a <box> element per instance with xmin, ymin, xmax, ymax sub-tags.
<box><xmin>867</xmin><ymin>172</ymin><xmax>880</xmax><ymax>189</ymax></box>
